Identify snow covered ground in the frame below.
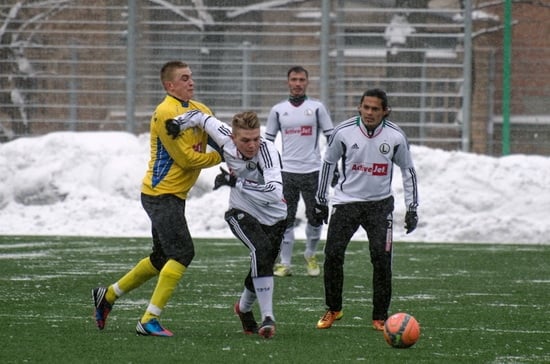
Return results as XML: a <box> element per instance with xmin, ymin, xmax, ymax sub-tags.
<box><xmin>0</xmin><ymin>131</ymin><xmax>548</xmax><ymax>244</ymax></box>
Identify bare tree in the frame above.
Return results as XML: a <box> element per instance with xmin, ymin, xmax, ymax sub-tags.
<box><xmin>385</xmin><ymin>0</ymin><xmax>429</xmax><ymax>130</ymax></box>
<box><xmin>0</xmin><ymin>0</ymin><xmax>70</xmax><ymax>139</ymax></box>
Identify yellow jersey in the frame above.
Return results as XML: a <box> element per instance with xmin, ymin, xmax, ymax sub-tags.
<box><xmin>141</xmin><ymin>95</ymin><xmax>222</xmax><ymax>199</ymax></box>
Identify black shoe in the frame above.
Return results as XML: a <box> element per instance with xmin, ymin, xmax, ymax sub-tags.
<box><xmin>258</xmin><ymin>316</ymin><xmax>276</xmax><ymax>339</ymax></box>
<box><xmin>234</xmin><ymin>301</ymin><xmax>258</xmax><ymax>334</ymax></box>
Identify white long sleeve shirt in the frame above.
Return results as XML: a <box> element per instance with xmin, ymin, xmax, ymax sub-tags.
<box><xmin>200</xmin><ymin>117</ymin><xmax>287</xmax><ymax>226</ymax></box>
<box><xmin>317</xmin><ymin>116</ymin><xmax>418</xmax><ymax>210</ymax></box>
<box><xmin>264</xmin><ymin>98</ymin><xmax>334</xmax><ymax>173</ymax></box>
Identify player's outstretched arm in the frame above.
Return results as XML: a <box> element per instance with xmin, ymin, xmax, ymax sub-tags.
<box><xmin>165</xmin><ymin>110</ymin><xmax>212</xmax><ymax>138</ymax></box>
<box><xmin>166</xmin><ymin>111</ymin><xmax>232</xmax><ymax>149</ymax></box>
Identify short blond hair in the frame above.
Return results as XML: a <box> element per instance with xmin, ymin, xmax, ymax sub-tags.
<box><xmin>232</xmin><ymin>111</ymin><xmax>260</xmax><ymax>130</ymax></box>
<box><xmin>160</xmin><ymin>61</ymin><xmax>189</xmax><ymax>83</ymax></box>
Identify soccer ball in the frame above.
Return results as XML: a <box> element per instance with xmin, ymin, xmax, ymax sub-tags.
<box><xmin>383</xmin><ymin>312</ymin><xmax>420</xmax><ymax>348</ymax></box>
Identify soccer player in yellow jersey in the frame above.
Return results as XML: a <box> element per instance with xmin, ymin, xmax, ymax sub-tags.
<box><xmin>92</xmin><ymin>61</ymin><xmax>222</xmax><ymax>336</ymax></box>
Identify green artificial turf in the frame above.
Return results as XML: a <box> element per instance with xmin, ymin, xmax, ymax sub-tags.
<box><xmin>1</xmin><ymin>236</ymin><xmax>548</xmax><ymax>363</ymax></box>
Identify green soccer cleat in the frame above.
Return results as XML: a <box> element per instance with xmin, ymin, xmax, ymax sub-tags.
<box><xmin>304</xmin><ymin>255</ymin><xmax>320</xmax><ymax>277</ymax></box>
<box><xmin>273</xmin><ymin>263</ymin><xmax>292</xmax><ymax>277</ymax></box>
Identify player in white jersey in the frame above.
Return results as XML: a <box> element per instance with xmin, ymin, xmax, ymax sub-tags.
<box><xmin>165</xmin><ymin>110</ymin><xmax>287</xmax><ymax>339</ymax></box>
<box><xmin>314</xmin><ymin>88</ymin><xmax>419</xmax><ymax>332</ymax></box>
<box><xmin>265</xmin><ymin>66</ymin><xmax>335</xmax><ymax>277</ymax></box>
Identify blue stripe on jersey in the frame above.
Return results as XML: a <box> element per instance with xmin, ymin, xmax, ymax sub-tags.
<box><xmin>152</xmin><ymin>136</ymin><xmax>173</xmax><ymax>187</ymax></box>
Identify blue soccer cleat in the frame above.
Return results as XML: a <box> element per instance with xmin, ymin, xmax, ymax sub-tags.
<box><xmin>136</xmin><ymin>318</ymin><xmax>173</xmax><ymax>337</ymax></box>
<box><xmin>92</xmin><ymin>287</ymin><xmax>113</xmax><ymax>330</ymax></box>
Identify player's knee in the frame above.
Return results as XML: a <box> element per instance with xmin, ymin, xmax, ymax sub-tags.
<box><xmin>324</xmin><ymin>247</ymin><xmax>345</xmax><ymax>267</ymax></box>
<box><xmin>149</xmin><ymin>252</ymin><xmax>167</xmax><ymax>271</ymax></box>
<box><xmin>176</xmin><ymin>249</ymin><xmax>195</xmax><ymax>267</ymax></box>
<box><xmin>286</xmin><ymin>218</ymin><xmax>296</xmax><ymax>229</ymax></box>
<box><xmin>257</xmin><ymin>257</ymin><xmax>274</xmax><ymax>276</ymax></box>
<box><xmin>371</xmin><ymin>252</ymin><xmax>391</xmax><ymax>268</ymax></box>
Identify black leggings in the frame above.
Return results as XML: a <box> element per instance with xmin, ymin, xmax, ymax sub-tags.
<box><xmin>224</xmin><ymin>208</ymin><xmax>286</xmax><ymax>292</ymax></box>
<box><xmin>282</xmin><ymin>171</ymin><xmax>321</xmax><ymax>228</ymax></box>
<box><xmin>323</xmin><ymin>196</ymin><xmax>394</xmax><ymax>321</ymax></box>
<box><xmin>141</xmin><ymin>193</ymin><xmax>194</xmax><ymax>270</ymax></box>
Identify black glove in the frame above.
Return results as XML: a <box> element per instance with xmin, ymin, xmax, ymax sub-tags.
<box><xmin>331</xmin><ymin>168</ymin><xmax>340</xmax><ymax>187</ymax></box>
<box><xmin>405</xmin><ymin>209</ymin><xmax>418</xmax><ymax>234</ymax></box>
<box><xmin>165</xmin><ymin>119</ymin><xmax>181</xmax><ymax>139</ymax></box>
<box><xmin>313</xmin><ymin>203</ymin><xmax>329</xmax><ymax>225</ymax></box>
<box><xmin>213</xmin><ymin>167</ymin><xmax>237</xmax><ymax>190</ymax></box>
<box><xmin>165</xmin><ymin>110</ymin><xmax>211</xmax><ymax>139</ymax></box>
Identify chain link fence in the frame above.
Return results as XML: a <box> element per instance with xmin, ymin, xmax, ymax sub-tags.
<box><xmin>1</xmin><ymin>0</ymin><xmax>549</xmax><ymax>155</ymax></box>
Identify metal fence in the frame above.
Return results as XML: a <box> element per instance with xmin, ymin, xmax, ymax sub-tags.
<box><xmin>1</xmin><ymin>0</ymin><xmax>549</xmax><ymax>155</ymax></box>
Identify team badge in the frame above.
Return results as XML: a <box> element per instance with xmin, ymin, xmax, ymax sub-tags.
<box><xmin>246</xmin><ymin>161</ymin><xmax>257</xmax><ymax>170</ymax></box>
<box><xmin>305</xmin><ymin>108</ymin><xmax>313</xmax><ymax>116</ymax></box>
<box><xmin>379</xmin><ymin>143</ymin><xmax>391</xmax><ymax>154</ymax></box>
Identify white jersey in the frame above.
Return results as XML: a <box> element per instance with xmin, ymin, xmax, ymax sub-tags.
<box><xmin>317</xmin><ymin>116</ymin><xmax>418</xmax><ymax>209</ymax></box>
<box><xmin>200</xmin><ymin>117</ymin><xmax>287</xmax><ymax>226</ymax></box>
<box><xmin>265</xmin><ymin>97</ymin><xmax>334</xmax><ymax>173</ymax></box>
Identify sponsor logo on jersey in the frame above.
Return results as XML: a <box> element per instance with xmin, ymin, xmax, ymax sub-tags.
<box><xmin>284</xmin><ymin>126</ymin><xmax>313</xmax><ymax>136</ymax></box>
<box><xmin>351</xmin><ymin>143</ymin><xmax>360</xmax><ymax>149</ymax></box>
<box><xmin>351</xmin><ymin>163</ymin><xmax>388</xmax><ymax>175</ymax></box>
<box><xmin>192</xmin><ymin>142</ymin><xmax>203</xmax><ymax>152</ymax></box>
<box><xmin>300</xmin><ymin>125</ymin><xmax>313</xmax><ymax>135</ymax></box>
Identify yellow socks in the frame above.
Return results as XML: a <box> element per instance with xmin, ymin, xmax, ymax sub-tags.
<box><xmin>106</xmin><ymin>257</ymin><xmax>159</xmax><ymax>304</ymax></box>
<box><xmin>103</xmin><ymin>257</ymin><xmax>186</xmax><ymax>323</ymax></box>
<box><xmin>141</xmin><ymin>259</ymin><xmax>186</xmax><ymax>323</ymax></box>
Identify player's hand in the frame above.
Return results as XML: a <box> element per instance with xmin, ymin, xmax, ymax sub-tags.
<box><xmin>405</xmin><ymin>209</ymin><xmax>418</xmax><ymax>234</ymax></box>
<box><xmin>165</xmin><ymin>110</ymin><xmax>211</xmax><ymax>139</ymax></box>
<box><xmin>213</xmin><ymin>167</ymin><xmax>237</xmax><ymax>190</ymax></box>
<box><xmin>331</xmin><ymin>168</ymin><xmax>340</xmax><ymax>187</ymax></box>
<box><xmin>165</xmin><ymin>118</ymin><xmax>181</xmax><ymax>139</ymax></box>
<box><xmin>313</xmin><ymin>203</ymin><xmax>329</xmax><ymax>225</ymax></box>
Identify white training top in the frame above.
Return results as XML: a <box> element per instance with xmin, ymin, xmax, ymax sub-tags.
<box><xmin>201</xmin><ymin>116</ymin><xmax>287</xmax><ymax>226</ymax></box>
<box><xmin>317</xmin><ymin>116</ymin><xmax>419</xmax><ymax>210</ymax></box>
<box><xmin>264</xmin><ymin>98</ymin><xmax>334</xmax><ymax>173</ymax></box>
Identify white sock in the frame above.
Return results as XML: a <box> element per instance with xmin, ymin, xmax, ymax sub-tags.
<box><xmin>304</xmin><ymin>223</ymin><xmax>322</xmax><ymax>259</ymax></box>
<box><xmin>279</xmin><ymin>227</ymin><xmax>295</xmax><ymax>266</ymax></box>
<box><xmin>112</xmin><ymin>282</ymin><xmax>125</xmax><ymax>297</ymax></box>
<box><xmin>239</xmin><ymin>287</ymin><xmax>256</xmax><ymax>313</ymax></box>
<box><xmin>253</xmin><ymin>276</ymin><xmax>274</xmax><ymax>321</ymax></box>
